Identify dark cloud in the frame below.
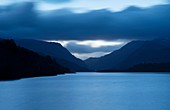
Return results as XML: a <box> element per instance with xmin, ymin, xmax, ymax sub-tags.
<box><xmin>0</xmin><ymin>2</ymin><xmax>37</xmax><ymax>30</ymax></box>
<box><xmin>65</xmin><ymin>42</ymin><xmax>122</xmax><ymax>53</ymax></box>
<box><xmin>0</xmin><ymin>2</ymin><xmax>170</xmax><ymax>40</ymax></box>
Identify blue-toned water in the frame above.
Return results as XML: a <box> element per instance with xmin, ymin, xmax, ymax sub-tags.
<box><xmin>0</xmin><ymin>72</ymin><xmax>170</xmax><ymax>110</ymax></box>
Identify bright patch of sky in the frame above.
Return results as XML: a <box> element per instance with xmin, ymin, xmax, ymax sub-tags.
<box><xmin>38</xmin><ymin>0</ymin><xmax>167</xmax><ymax>12</ymax></box>
<box><xmin>0</xmin><ymin>0</ymin><xmax>167</xmax><ymax>12</ymax></box>
<box><xmin>46</xmin><ymin>40</ymin><xmax>126</xmax><ymax>48</ymax></box>
<box><xmin>46</xmin><ymin>40</ymin><xmax>127</xmax><ymax>59</ymax></box>
<box><xmin>76</xmin><ymin>40</ymin><xmax>123</xmax><ymax>48</ymax></box>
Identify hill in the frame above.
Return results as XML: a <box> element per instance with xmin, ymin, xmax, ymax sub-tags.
<box><xmin>0</xmin><ymin>39</ymin><xmax>70</xmax><ymax>80</ymax></box>
<box><xmin>15</xmin><ymin>39</ymin><xmax>89</xmax><ymax>72</ymax></box>
<box><xmin>85</xmin><ymin>39</ymin><xmax>170</xmax><ymax>71</ymax></box>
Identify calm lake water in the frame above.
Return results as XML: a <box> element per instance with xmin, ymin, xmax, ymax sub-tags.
<box><xmin>0</xmin><ymin>72</ymin><xmax>170</xmax><ymax>110</ymax></box>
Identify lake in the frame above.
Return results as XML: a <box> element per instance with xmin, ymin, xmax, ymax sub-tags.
<box><xmin>0</xmin><ymin>72</ymin><xmax>170</xmax><ymax>110</ymax></box>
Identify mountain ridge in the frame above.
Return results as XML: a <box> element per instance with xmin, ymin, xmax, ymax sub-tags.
<box><xmin>15</xmin><ymin>39</ymin><xmax>89</xmax><ymax>72</ymax></box>
<box><xmin>0</xmin><ymin>39</ymin><xmax>71</xmax><ymax>80</ymax></box>
<box><xmin>85</xmin><ymin>39</ymin><xmax>170</xmax><ymax>71</ymax></box>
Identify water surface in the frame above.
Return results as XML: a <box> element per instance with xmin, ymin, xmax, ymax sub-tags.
<box><xmin>0</xmin><ymin>72</ymin><xmax>170</xmax><ymax>110</ymax></box>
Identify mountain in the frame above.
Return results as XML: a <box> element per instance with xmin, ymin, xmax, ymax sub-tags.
<box><xmin>122</xmin><ymin>6</ymin><xmax>143</xmax><ymax>12</ymax></box>
<box><xmin>85</xmin><ymin>39</ymin><xmax>170</xmax><ymax>71</ymax></box>
<box><xmin>15</xmin><ymin>39</ymin><xmax>89</xmax><ymax>72</ymax></box>
<box><xmin>128</xmin><ymin>63</ymin><xmax>170</xmax><ymax>72</ymax></box>
<box><xmin>0</xmin><ymin>39</ymin><xmax>70</xmax><ymax>80</ymax></box>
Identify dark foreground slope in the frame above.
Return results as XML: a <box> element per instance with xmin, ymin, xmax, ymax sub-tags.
<box><xmin>0</xmin><ymin>39</ymin><xmax>70</xmax><ymax>80</ymax></box>
<box><xmin>15</xmin><ymin>39</ymin><xmax>89</xmax><ymax>72</ymax></box>
<box><xmin>85</xmin><ymin>39</ymin><xmax>170</xmax><ymax>72</ymax></box>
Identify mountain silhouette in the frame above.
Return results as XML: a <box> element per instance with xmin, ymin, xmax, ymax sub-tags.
<box><xmin>85</xmin><ymin>39</ymin><xmax>170</xmax><ymax>71</ymax></box>
<box><xmin>15</xmin><ymin>39</ymin><xmax>89</xmax><ymax>72</ymax></box>
<box><xmin>122</xmin><ymin>6</ymin><xmax>143</xmax><ymax>12</ymax></box>
<box><xmin>128</xmin><ymin>63</ymin><xmax>170</xmax><ymax>72</ymax></box>
<box><xmin>0</xmin><ymin>39</ymin><xmax>70</xmax><ymax>80</ymax></box>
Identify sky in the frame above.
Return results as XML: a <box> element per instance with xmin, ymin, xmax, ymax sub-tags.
<box><xmin>0</xmin><ymin>0</ymin><xmax>169</xmax><ymax>59</ymax></box>
<box><xmin>0</xmin><ymin>0</ymin><xmax>167</xmax><ymax>12</ymax></box>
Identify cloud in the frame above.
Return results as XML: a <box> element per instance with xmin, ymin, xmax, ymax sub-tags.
<box><xmin>0</xmin><ymin>0</ymin><xmax>72</xmax><ymax>4</ymax></box>
<box><xmin>65</xmin><ymin>42</ymin><xmax>123</xmax><ymax>53</ymax></box>
<box><xmin>0</xmin><ymin>2</ymin><xmax>170</xmax><ymax>40</ymax></box>
<box><xmin>46</xmin><ymin>40</ymin><xmax>126</xmax><ymax>55</ymax></box>
<box><xmin>46</xmin><ymin>40</ymin><xmax>125</xmax><ymax>59</ymax></box>
<box><xmin>42</xmin><ymin>0</ymin><xmax>72</xmax><ymax>3</ymax></box>
<box><xmin>0</xmin><ymin>2</ymin><xmax>36</xmax><ymax>29</ymax></box>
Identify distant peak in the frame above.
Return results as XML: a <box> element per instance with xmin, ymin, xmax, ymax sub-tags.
<box><xmin>84</xmin><ymin>57</ymin><xmax>98</xmax><ymax>61</ymax></box>
<box><xmin>89</xmin><ymin>9</ymin><xmax>112</xmax><ymax>14</ymax></box>
<box><xmin>123</xmin><ymin>6</ymin><xmax>143</xmax><ymax>12</ymax></box>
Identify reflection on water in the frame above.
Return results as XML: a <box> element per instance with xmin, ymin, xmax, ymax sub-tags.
<box><xmin>0</xmin><ymin>72</ymin><xmax>170</xmax><ymax>110</ymax></box>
